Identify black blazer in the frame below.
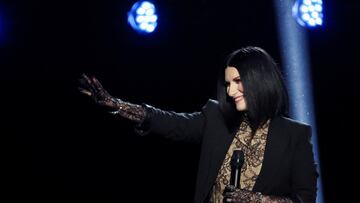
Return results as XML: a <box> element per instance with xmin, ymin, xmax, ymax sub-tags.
<box><xmin>139</xmin><ymin>99</ymin><xmax>317</xmax><ymax>203</ymax></box>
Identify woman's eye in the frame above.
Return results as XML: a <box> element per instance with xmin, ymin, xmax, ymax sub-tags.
<box><xmin>235</xmin><ymin>77</ymin><xmax>243</xmax><ymax>83</ymax></box>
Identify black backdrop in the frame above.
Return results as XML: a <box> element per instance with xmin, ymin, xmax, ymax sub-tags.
<box><xmin>2</xmin><ymin>0</ymin><xmax>360</xmax><ymax>202</ymax></box>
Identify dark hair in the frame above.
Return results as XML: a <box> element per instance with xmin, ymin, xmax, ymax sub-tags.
<box><xmin>217</xmin><ymin>46</ymin><xmax>288</xmax><ymax>134</ymax></box>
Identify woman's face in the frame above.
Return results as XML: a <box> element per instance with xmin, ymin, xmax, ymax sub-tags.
<box><xmin>225</xmin><ymin>67</ymin><xmax>247</xmax><ymax>111</ymax></box>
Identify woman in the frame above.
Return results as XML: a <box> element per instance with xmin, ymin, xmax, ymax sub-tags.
<box><xmin>79</xmin><ymin>46</ymin><xmax>318</xmax><ymax>203</ymax></box>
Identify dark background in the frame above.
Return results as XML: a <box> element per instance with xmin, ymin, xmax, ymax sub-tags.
<box><xmin>2</xmin><ymin>0</ymin><xmax>359</xmax><ymax>202</ymax></box>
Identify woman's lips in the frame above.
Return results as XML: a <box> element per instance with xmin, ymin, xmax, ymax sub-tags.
<box><xmin>234</xmin><ymin>96</ymin><xmax>243</xmax><ymax>102</ymax></box>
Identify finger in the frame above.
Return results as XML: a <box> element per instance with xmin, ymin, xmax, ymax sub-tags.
<box><xmin>79</xmin><ymin>74</ymin><xmax>94</xmax><ymax>90</ymax></box>
<box><xmin>81</xmin><ymin>74</ymin><xmax>93</xmax><ymax>85</ymax></box>
<box><xmin>223</xmin><ymin>192</ymin><xmax>235</xmax><ymax>197</ymax></box>
<box><xmin>224</xmin><ymin>185</ymin><xmax>236</xmax><ymax>193</ymax></box>
<box><xmin>81</xmin><ymin>74</ymin><xmax>99</xmax><ymax>93</ymax></box>
<box><xmin>225</xmin><ymin>197</ymin><xmax>235</xmax><ymax>203</ymax></box>
<box><xmin>78</xmin><ymin>78</ymin><xmax>92</xmax><ymax>90</ymax></box>
<box><xmin>78</xmin><ymin>87</ymin><xmax>92</xmax><ymax>96</ymax></box>
<box><xmin>91</xmin><ymin>76</ymin><xmax>104</xmax><ymax>90</ymax></box>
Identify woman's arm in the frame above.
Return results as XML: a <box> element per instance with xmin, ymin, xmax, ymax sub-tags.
<box><xmin>79</xmin><ymin>74</ymin><xmax>207</xmax><ymax>143</ymax></box>
<box><xmin>134</xmin><ymin>103</ymin><xmax>207</xmax><ymax>143</ymax></box>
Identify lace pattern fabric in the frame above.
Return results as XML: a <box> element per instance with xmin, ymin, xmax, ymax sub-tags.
<box><xmin>111</xmin><ymin>99</ymin><xmax>146</xmax><ymax>123</ymax></box>
<box><xmin>78</xmin><ymin>74</ymin><xmax>147</xmax><ymax>123</ymax></box>
<box><xmin>210</xmin><ymin>120</ymin><xmax>269</xmax><ymax>203</ymax></box>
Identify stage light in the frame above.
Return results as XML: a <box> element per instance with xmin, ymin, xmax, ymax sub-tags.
<box><xmin>275</xmin><ymin>0</ymin><xmax>324</xmax><ymax>202</ymax></box>
<box><xmin>0</xmin><ymin>10</ymin><xmax>6</xmax><ymax>44</ymax></box>
<box><xmin>292</xmin><ymin>0</ymin><xmax>323</xmax><ymax>27</ymax></box>
<box><xmin>128</xmin><ymin>1</ymin><xmax>158</xmax><ymax>34</ymax></box>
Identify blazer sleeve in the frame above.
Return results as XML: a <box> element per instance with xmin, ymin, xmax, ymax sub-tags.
<box><xmin>291</xmin><ymin>126</ymin><xmax>318</xmax><ymax>203</ymax></box>
<box><xmin>134</xmin><ymin>100</ymin><xmax>215</xmax><ymax>144</ymax></box>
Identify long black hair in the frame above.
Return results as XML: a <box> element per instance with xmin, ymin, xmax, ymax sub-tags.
<box><xmin>217</xmin><ymin>46</ymin><xmax>289</xmax><ymax>134</ymax></box>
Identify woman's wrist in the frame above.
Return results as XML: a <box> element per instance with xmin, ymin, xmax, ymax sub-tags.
<box><xmin>110</xmin><ymin>99</ymin><xmax>147</xmax><ymax>123</ymax></box>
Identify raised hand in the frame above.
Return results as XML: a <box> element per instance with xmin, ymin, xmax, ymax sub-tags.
<box><xmin>78</xmin><ymin>74</ymin><xmax>146</xmax><ymax>122</ymax></box>
<box><xmin>78</xmin><ymin>74</ymin><xmax>121</xmax><ymax>111</ymax></box>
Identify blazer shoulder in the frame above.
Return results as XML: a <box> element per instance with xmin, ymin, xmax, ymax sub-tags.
<box><xmin>272</xmin><ymin>116</ymin><xmax>312</xmax><ymax>140</ymax></box>
<box><xmin>276</xmin><ymin>116</ymin><xmax>311</xmax><ymax>130</ymax></box>
<box><xmin>200</xmin><ymin>99</ymin><xmax>223</xmax><ymax>119</ymax></box>
<box><xmin>202</xmin><ymin>99</ymin><xmax>220</xmax><ymax>112</ymax></box>
<box><xmin>205</xmin><ymin>99</ymin><xmax>219</xmax><ymax>106</ymax></box>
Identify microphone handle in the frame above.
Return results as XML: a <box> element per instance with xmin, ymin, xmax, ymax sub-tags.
<box><xmin>233</xmin><ymin>167</ymin><xmax>240</xmax><ymax>188</ymax></box>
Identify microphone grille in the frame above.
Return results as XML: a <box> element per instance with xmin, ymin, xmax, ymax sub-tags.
<box><xmin>231</xmin><ymin>149</ymin><xmax>244</xmax><ymax>168</ymax></box>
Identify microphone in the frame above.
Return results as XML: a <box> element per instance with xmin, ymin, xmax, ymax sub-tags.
<box><xmin>230</xmin><ymin>149</ymin><xmax>244</xmax><ymax>189</ymax></box>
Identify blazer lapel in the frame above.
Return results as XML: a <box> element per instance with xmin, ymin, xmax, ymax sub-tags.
<box><xmin>253</xmin><ymin>117</ymin><xmax>289</xmax><ymax>192</ymax></box>
<box><xmin>201</xmin><ymin>116</ymin><xmax>236</xmax><ymax>200</ymax></box>
<box><xmin>209</xmin><ymin>126</ymin><xmax>236</xmax><ymax>183</ymax></box>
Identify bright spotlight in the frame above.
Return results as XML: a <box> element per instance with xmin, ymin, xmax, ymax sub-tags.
<box><xmin>292</xmin><ymin>0</ymin><xmax>323</xmax><ymax>28</ymax></box>
<box><xmin>128</xmin><ymin>1</ymin><xmax>158</xmax><ymax>34</ymax></box>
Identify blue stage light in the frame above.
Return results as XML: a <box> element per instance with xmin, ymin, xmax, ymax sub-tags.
<box><xmin>128</xmin><ymin>1</ymin><xmax>158</xmax><ymax>34</ymax></box>
<box><xmin>275</xmin><ymin>0</ymin><xmax>325</xmax><ymax>201</ymax></box>
<box><xmin>0</xmin><ymin>10</ymin><xmax>6</xmax><ymax>44</ymax></box>
<box><xmin>292</xmin><ymin>0</ymin><xmax>323</xmax><ymax>27</ymax></box>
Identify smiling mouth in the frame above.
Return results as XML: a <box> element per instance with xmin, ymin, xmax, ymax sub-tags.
<box><xmin>234</xmin><ymin>96</ymin><xmax>243</xmax><ymax>102</ymax></box>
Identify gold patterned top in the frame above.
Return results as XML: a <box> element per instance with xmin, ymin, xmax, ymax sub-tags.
<box><xmin>210</xmin><ymin>120</ymin><xmax>270</xmax><ymax>203</ymax></box>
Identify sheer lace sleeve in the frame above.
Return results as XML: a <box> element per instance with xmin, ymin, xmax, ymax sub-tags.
<box><xmin>78</xmin><ymin>74</ymin><xmax>147</xmax><ymax>123</ymax></box>
<box><xmin>262</xmin><ymin>194</ymin><xmax>293</xmax><ymax>203</ymax></box>
<box><xmin>110</xmin><ymin>99</ymin><xmax>147</xmax><ymax>123</ymax></box>
<box><xmin>223</xmin><ymin>186</ymin><xmax>293</xmax><ymax>203</ymax></box>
